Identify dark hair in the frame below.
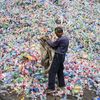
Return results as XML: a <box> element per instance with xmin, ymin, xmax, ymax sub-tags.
<box><xmin>55</xmin><ymin>27</ymin><xmax>63</xmax><ymax>33</ymax></box>
<box><xmin>55</xmin><ymin>19</ymin><xmax>61</xmax><ymax>24</ymax></box>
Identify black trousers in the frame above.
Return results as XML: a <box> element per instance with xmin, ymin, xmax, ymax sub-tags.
<box><xmin>48</xmin><ymin>53</ymin><xmax>65</xmax><ymax>90</ymax></box>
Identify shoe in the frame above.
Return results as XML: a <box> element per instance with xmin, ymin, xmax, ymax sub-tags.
<box><xmin>61</xmin><ymin>87</ymin><xmax>66</xmax><ymax>91</ymax></box>
<box><xmin>44</xmin><ymin>88</ymin><xmax>56</xmax><ymax>94</ymax></box>
<box><xmin>57</xmin><ymin>87</ymin><xmax>65</xmax><ymax>91</ymax></box>
<box><xmin>55</xmin><ymin>87</ymin><xmax>66</xmax><ymax>95</ymax></box>
<box><xmin>57</xmin><ymin>87</ymin><xmax>66</xmax><ymax>94</ymax></box>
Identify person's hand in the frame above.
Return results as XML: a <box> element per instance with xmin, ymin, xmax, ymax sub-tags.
<box><xmin>41</xmin><ymin>37</ymin><xmax>47</xmax><ymax>41</ymax></box>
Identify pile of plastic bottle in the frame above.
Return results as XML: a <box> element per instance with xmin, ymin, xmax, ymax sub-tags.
<box><xmin>0</xmin><ymin>0</ymin><xmax>100</xmax><ymax>99</ymax></box>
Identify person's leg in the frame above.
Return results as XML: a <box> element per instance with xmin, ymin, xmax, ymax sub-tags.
<box><xmin>57</xmin><ymin>63</ymin><xmax>65</xmax><ymax>87</ymax></box>
<box><xmin>48</xmin><ymin>53</ymin><xmax>60</xmax><ymax>90</ymax></box>
<box><xmin>57</xmin><ymin>54</ymin><xmax>65</xmax><ymax>87</ymax></box>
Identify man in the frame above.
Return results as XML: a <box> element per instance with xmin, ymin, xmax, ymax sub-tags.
<box><xmin>42</xmin><ymin>27</ymin><xmax>69</xmax><ymax>93</ymax></box>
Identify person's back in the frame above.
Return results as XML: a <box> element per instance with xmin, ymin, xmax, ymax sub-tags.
<box><xmin>54</xmin><ymin>35</ymin><xmax>69</xmax><ymax>54</ymax></box>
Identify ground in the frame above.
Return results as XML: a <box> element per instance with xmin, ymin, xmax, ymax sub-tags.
<box><xmin>0</xmin><ymin>88</ymin><xmax>96</xmax><ymax>100</ymax></box>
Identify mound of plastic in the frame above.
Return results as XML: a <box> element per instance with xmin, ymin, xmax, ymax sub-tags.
<box><xmin>0</xmin><ymin>0</ymin><xmax>100</xmax><ymax>99</ymax></box>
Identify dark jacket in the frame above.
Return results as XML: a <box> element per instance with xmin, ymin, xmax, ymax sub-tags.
<box><xmin>46</xmin><ymin>35</ymin><xmax>69</xmax><ymax>54</ymax></box>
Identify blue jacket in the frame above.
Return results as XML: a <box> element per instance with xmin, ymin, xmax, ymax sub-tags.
<box><xmin>46</xmin><ymin>35</ymin><xmax>69</xmax><ymax>54</ymax></box>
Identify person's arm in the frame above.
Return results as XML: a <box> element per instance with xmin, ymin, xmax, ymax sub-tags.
<box><xmin>46</xmin><ymin>39</ymin><xmax>59</xmax><ymax>49</ymax></box>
